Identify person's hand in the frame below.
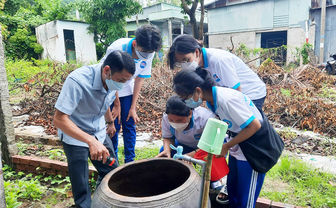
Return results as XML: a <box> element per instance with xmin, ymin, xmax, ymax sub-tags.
<box><xmin>126</xmin><ymin>107</ymin><xmax>140</xmax><ymax>124</ymax></box>
<box><xmin>111</xmin><ymin>105</ymin><xmax>121</xmax><ymax>124</ymax></box>
<box><xmin>88</xmin><ymin>137</ymin><xmax>110</xmax><ymax>163</ymax></box>
<box><xmin>185</xmin><ymin>150</ymin><xmax>196</xmax><ymax>158</ymax></box>
<box><xmin>156</xmin><ymin>149</ymin><xmax>171</xmax><ymax>158</ymax></box>
<box><xmin>216</xmin><ymin>143</ymin><xmax>229</xmax><ymax>158</ymax></box>
<box><xmin>106</xmin><ymin>123</ymin><xmax>116</xmax><ymax>138</ymax></box>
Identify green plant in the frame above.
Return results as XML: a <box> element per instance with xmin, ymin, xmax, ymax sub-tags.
<box><xmin>4</xmin><ymin>171</ymin><xmax>46</xmax><ymax>207</ymax></box>
<box><xmin>77</xmin><ymin>0</ymin><xmax>141</xmax><ymax>55</ymax></box>
<box><xmin>294</xmin><ymin>43</ymin><xmax>313</xmax><ymax>65</ymax></box>
<box><xmin>0</xmin><ymin>0</ymin><xmax>74</xmax><ymax>60</ymax></box>
<box><xmin>277</xmin><ymin>128</ymin><xmax>297</xmax><ymax>140</ymax></box>
<box><xmin>261</xmin><ymin>156</ymin><xmax>336</xmax><ymax>207</ymax></box>
<box><xmin>280</xmin><ymin>88</ymin><xmax>291</xmax><ymax>97</ymax></box>
<box><xmin>319</xmin><ymin>85</ymin><xmax>336</xmax><ymax>102</ymax></box>
<box><xmin>48</xmin><ymin>149</ymin><xmax>66</xmax><ymax>160</ymax></box>
<box><xmin>5</xmin><ymin>28</ymin><xmax>43</xmax><ymax>60</ymax></box>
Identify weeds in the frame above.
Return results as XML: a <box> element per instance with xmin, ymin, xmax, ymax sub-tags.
<box><xmin>261</xmin><ymin>156</ymin><xmax>336</xmax><ymax>207</ymax></box>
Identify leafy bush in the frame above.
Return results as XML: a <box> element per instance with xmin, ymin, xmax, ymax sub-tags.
<box><xmin>1</xmin><ymin>0</ymin><xmax>74</xmax><ymax>60</ymax></box>
<box><xmin>5</xmin><ymin>59</ymin><xmax>53</xmax><ymax>84</ymax></box>
<box><xmin>5</xmin><ymin>28</ymin><xmax>43</xmax><ymax>59</ymax></box>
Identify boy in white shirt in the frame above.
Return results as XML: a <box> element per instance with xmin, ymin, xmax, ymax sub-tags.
<box><xmin>101</xmin><ymin>25</ymin><xmax>162</xmax><ymax>163</ymax></box>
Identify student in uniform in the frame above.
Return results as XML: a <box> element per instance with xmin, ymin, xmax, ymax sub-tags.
<box><xmin>157</xmin><ymin>95</ymin><xmax>230</xmax><ymax>203</ymax></box>
<box><xmin>172</xmin><ymin>68</ymin><xmax>284</xmax><ymax>208</ymax></box>
<box><xmin>100</xmin><ymin>24</ymin><xmax>162</xmax><ymax>163</ymax></box>
<box><xmin>168</xmin><ymin>34</ymin><xmax>267</xmax><ymax>111</ymax></box>
<box><xmin>156</xmin><ymin>95</ymin><xmax>216</xmax><ymax>158</ymax></box>
<box><xmin>53</xmin><ymin>51</ymin><xmax>135</xmax><ymax>208</ymax></box>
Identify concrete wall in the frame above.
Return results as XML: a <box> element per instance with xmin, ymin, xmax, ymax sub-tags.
<box><xmin>36</xmin><ymin>20</ymin><xmax>97</xmax><ymax>64</ymax></box>
<box><xmin>311</xmin><ymin>6</ymin><xmax>336</xmax><ymax>62</ymax></box>
<box><xmin>207</xmin><ymin>0</ymin><xmax>314</xmax><ymax>65</ymax></box>
<box><xmin>208</xmin><ymin>0</ymin><xmax>311</xmax><ymax>35</ymax></box>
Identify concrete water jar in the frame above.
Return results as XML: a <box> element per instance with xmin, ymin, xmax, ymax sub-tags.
<box><xmin>92</xmin><ymin>158</ymin><xmax>211</xmax><ymax>208</ymax></box>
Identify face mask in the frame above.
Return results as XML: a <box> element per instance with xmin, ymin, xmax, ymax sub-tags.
<box><xmin>185</xmin><ymin>94</ymin><xmax>202</xmax><ymax>108</ymax></box>
<box><xmin>181</xmin><ymin>61</ymin><xmax>198</xmax><ymax>70</ymax></box>
<box><xmin>169</xmin><ymin>121</ymin><xmax>189</xmax><ymax>132</ymax></box>
<box><xmin>105</xmin><ymin>79</ymin><xmax>124</xmax><ymax>91</ymax></box>
<box><xmin>135</xmin><ymin>50</ymin><xmax>154</xmax><ymax>60</ymax></box>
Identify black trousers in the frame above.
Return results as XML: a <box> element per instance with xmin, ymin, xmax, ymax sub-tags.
<box><xmin>62</xmin><ymin>135</ymin><xmax>119</xmax><ymax>208</ymax></box>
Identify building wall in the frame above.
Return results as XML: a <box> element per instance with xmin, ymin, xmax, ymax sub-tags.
<box><xmin>36</xmin><ymin>20</ymin><xmax>97</xmax><ymax>64</ymax></box>
<box><xmin>36</xmin><ymin>21</ymin><xmax>62</xmax><ymax>62</ymax></box>
<box><xmin>207</xmin><ymin>0</ymin><xmax>313</xmax><ymax>65</ymax></box>
<box><xmin>311</xmin><ymin>6</ymin><xmax>336</xmax><ymax>62</ymax></box>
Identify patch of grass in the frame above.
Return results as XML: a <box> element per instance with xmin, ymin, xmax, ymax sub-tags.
<box><xmin>280</xmin><ymin>88</ymin><xmax>291</xmax><ymax>97</ymax></box>
<box><xmin>319</xmin><ymin>85</ymin><xmax>336</xmax><ymax>102</ymax></box>
<box><xmin>277</xmin><ymin>128</ymin><xmax>298</xmax><ymax>140</ymax></box>
<box><xmin>117</xmin><ymin>146</ymin><xmax>160</xmax><ymax>165</ymax></box>
<box><xmin>261</xmin><ymin>156</ymin><xmax>336</xmax><ymax>208</ymax></box>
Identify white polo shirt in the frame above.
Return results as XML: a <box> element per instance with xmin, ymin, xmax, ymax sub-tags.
<box><xmin>161</xmin><ymin>107</ymin><xmax>216</xmax><ymax>149</ymax></box>
<box><xmin>206</xmin><ymin>86</ymin><xmax>263</xmax><ymax>161</ymax></box>
<box><xmin>202</xmin><ymin>48</ymin><xmax>266</xmax><ymax>100</ymax></box>
<box><xmin>100</xmin><ymin>38</ymin><xmax>153</xmax><ymax>97</ymax></box>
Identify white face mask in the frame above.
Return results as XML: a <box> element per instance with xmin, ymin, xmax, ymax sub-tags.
<box><xmin>169</xmin><ymin>121</ymin><xmax>189</xmax><ymax>132</ymax></box>
<box><xmin>181</xmin><ymin>61</ymin><xmax>198</xmax><ymax>70</ymax></box>
<box><xmin>135</xmin><ymin>49</ymin><xmax>154</xmax><ymax>60</ymax></box>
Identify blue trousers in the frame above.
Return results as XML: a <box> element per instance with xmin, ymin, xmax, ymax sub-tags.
<box><xmin>110</xmin><ymin>95</ymin><xmax>136</xmax><ymax>163</ymax></box>
<box><xmin>159</xmin><ymin>139</ymin><xmax>195</xmax><ymax>158</ymax></box>
<box><xmin>227</xmin><ymin>155</ymin><xmax>265</xmax><ymax>208</ymax></box>
<box><xmin>252</xmin><ymin>96</ymin><xmax>266</xmax><ymax>112</ymax></box>
<box><xmin>62</xmin><ymin>135</ymin><xmax>118</xmax><ymax>208</ymax></box>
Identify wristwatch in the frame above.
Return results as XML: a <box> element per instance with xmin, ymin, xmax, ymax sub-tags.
<box><xmin>106</xmin><ymin>121</ymin><xmax>113</xmax><ymax>125</ymax></box>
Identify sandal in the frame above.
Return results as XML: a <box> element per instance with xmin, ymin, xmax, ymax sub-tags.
<box><xmin>216</xmin><ymin>185</ymin><xmax>229</xmax><ymax>205</ymax></box>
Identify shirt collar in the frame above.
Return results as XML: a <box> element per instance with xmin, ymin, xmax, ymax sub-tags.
<box><xmin>202</xmin><ymin>48</ymin><xmax>208</xmax><ymax>68</ymax></box>
<box><xmin>206</xmin><ymin>86</ymin><xmax>218</xmax><ymax>113</ymax></box>
<box><xmin>183</xmin><ymin>112</ymin><xmax>194</xmax><ymax>132</ymax></box>
<box><xmin>127</xmin><ymin>38</ymin><xmax>135</xmax><ymax>56</ymax></box>
<box><xmin>92</xmin><ymin>64</ymin><xmax>106</xmax><ymax>92</ymax></box>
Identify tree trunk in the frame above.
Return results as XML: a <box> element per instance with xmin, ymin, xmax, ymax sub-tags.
<box><xmin>198</xmin><ymin>0</ymin><xmax>205</xmax><ymax>41</ymax></box>
<box><xmin>180</xmin><ymin>0</ymin><xmax>206</xmax><ymax>41</ymax></box>
<box><xmin>0</xmin><ymin>25</ymin><xmax>18</xmax><ymax>168</ymax></box>
<box><xmin>190</xmin><ymin>14</ymin><xmax>199</xmax><ymax>40</ymax></box>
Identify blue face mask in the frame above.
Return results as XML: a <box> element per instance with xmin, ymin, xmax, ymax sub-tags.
<box><xmin>105</xmin><ymin>79</ymin><xmax>124</xmax><ymax>91</ymax></box>
<box><xmin>185</xmin><ymin>96</ymin><xmax>203</xmax><ymax>108</ymax></box>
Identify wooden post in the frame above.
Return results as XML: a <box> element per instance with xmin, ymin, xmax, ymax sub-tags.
<box><xmin>201</xmin><ymin>153</ymin><xmax>213</xmax><ymax>208</ymax></box>
<box><xmin>0</xmin><ymin>25</ymin><xmax>18</xmax><ymax>167</ymax></box>
<box><xmin>168</xmin><ymin>18</ymin><xmax>173</xmax><ymax>47</ymax></box>
<box><xmin>319</xmin><ymin>0</ymin><xmax>326</xmax><ymax>64</ymax></box>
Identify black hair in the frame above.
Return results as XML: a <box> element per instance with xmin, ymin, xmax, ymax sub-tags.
<box><xmin>103</xmin><ymin>50</ymin><xmax>135</xmax><ymax>75</ymax></box>
<box><xmin>165</xmin><ymin>95</ymin><xmax>191</xmax><ymax>117</ymax></box>
<box><xmin>135</xmin><ymin>24</ymin><xmax>162</xmax><ymax>52</ymax></box>
<box><xmin>168</xmin><ymin>35</ymin><xmax>202</xmax><ymax>69</ymax></box>
<box><xmin>173</xmin><ymin>67</ymin><xmax>215</xmax><ymax>98</ymax></box>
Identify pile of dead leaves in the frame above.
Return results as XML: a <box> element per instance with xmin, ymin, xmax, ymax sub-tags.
<box><xmin>137</xmin><ymin>62</ymin><xmax>175</xmax><ymax>139</ymax></box>
<box><xmin>259</xmin><ymin>60</ymin><xmax>336</xmax><ymax>137</ymax></box>
<box><xmin>12</xmin><ymin>59</ymin><xmax>336</xmax><ymax>141</ymax></box>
